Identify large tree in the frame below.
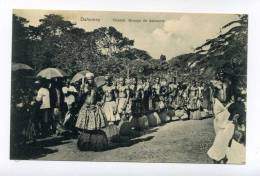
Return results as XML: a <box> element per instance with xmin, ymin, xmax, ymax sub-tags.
<box><xmin>12</xmin><ymin>15</ymin><xmax>32</xmax><ymax>65</ymax></box>
<box><xmin>12</xmin><ymin>14</ymin><xmax>162</xmax><ymax>78</ymax></box>
<box><xmin>194</xmin><ymin>14</ymin><xmax>248</xmax><ymax>81</ymax></box>
<box><xmin>30</xmin><ymin>14</ymin><xmax>77</xmax><ymax>70</ymax></box>
<box><xmin>93</xmin><ymin>26</ymin><xmax>134</xmax><ymax>58</ymax></box>
<box><xmin>168</xmin><ymin>15</ymin><xmax>248</xmax><ymax>83</ymax></box>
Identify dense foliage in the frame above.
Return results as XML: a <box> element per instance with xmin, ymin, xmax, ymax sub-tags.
<box><xmin>169</xmin><ymin>15</ymin><xmax>248</xmax><ymax>84</ymax></box>
<box><xmin>12</xmin><ymin>14</ymin><xmax>248</xmax><ymax>83</ymax></box>
<box><xmin>12</xmin><ymin>14</ymin><xmax>157</xmax><ymax>77</ymax></box>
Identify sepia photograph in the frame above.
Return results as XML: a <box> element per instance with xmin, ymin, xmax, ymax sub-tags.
<box><xmin>10</xmin><ymin>9</ymin><xmax>247</xmax><ymax>164</ymax></box>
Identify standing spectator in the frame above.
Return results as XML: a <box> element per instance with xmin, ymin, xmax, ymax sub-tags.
<box><xmin>62</xmin><ymin>78</ymin><xmax>78</xmax><ymax>126</ymax></box>
<box><xmin>23</xmin><ymin>80</ymin><xmax>43</xmax><ymax>142</ymax></box>
<box><xmin>36</xmin><ymin>79</ymin><xmax>52</xmax><ymax>137</ymax></box>
<box><xmin>12</xmin><ymin>88</ymin><xmax>29</xmax><ymax>144</ymax></box>
<box><xmin>62</xmin><ymin>78</ymin><xmax>78</xmax><ymax>111</ymax></box>
<box><xmin>49</xmin><ymin>78</ymin><xmax>65</xmax><ymax>135</ymax></box>
<box><xmin>226</xmin><ymin>83</ymin><xmax>246</xmax><ymax>164</ymax></box>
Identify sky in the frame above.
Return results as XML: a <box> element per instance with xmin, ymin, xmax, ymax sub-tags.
<box><xmin>14</xmin><ymin>9</ymin><xmax>239</xmax><ymax>59</ymax></box>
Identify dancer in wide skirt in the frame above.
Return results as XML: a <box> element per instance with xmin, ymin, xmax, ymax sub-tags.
<box><xmin>75</xmin><ymin>72</ymin><xmax>107</xmax><ymax>131</ymax></box>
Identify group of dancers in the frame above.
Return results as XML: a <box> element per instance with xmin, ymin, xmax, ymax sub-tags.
<box><xmin>73</xmin><ymin>70</ymin><xmax>246</xmax><ymax>164</ymax></box>
<box><xmin>11</xmin><ymin>68</ymin><xmax>246</xmax><ymax>164</ymax></box>
<box><xmin>72</xmin><ymin>73</ymin><xmax>215</xmax><ymax>132</ymax></box>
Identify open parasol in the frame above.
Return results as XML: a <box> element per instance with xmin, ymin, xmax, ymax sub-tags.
<box><xmin>37</xmin><ymin>67</ymin><xmax>67</xmax><ymax>79</ymax></box>
<box><xmin>94</xmin><ymin>76</ymin><xmax>106</xmax><ymax>88</ymax></box>
<box><xmin>70</xmin><ymin>70</ymin><xmax>91</xmax><ymax>83</ymax></box>
<box><xmin>12</xmin><ymin>63</ymin><xmax>34</xmax><ymax>72</ymax></box>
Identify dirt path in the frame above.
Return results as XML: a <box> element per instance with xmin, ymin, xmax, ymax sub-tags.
<box><xmin>30</xmin><ymin>118</ymin><xmax>214</xmax><ymax>163</ymax></box>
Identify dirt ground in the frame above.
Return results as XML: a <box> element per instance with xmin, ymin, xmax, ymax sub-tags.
<box><xmin>14</xmin><ymin>118</ymin><xmax>215</xmax><ymax>163</ymax></box>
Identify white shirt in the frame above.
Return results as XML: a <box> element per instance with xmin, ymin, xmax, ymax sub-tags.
<box><xmin>36</xmin><ymin>87</ymin><xmax>50</xmax><ymax>109</ymax></box>
<box><xmin>62</xmin><ymin>85</ymin><xmax>77</xmax><ymax>94</ymax></box>
<box><xmin>62</xmin><ymin>86</ymin><xmax>77</xmax><ymax>105</ymax></box>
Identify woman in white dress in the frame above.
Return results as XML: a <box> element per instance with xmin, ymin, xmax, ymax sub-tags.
<box><xmin>207</xmin><ymin>71</ymin><xmax>234</xmax><ymax>163</ymax></box>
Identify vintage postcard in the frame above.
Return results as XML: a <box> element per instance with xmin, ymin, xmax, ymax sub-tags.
<box><xmin>10</xmin><ymin>9</ymin><xmax>247</xmax><ymax>164</ymax></box>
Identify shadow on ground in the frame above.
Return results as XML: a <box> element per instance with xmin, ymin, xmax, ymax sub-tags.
<box><xmin>10</xmin><ymin>134</ymin><xmax>75</xmax><ymax>160</ymax></box>
<box><xmin>10</xmin><ymin>128</ymin><xmax>158</xmax><ymax>159</ymax></box>
<box><xmin>108</xmin><ymin>128</ymin><xmax>158</xmax><ymax>150</ymax></box>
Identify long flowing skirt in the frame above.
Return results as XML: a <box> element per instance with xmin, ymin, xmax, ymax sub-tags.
<box><xmin>207</xmin><ymin>98</ymin><xmax>234</xmax><ymax>161</ymax></box>
<box><xmin>103</xmin><ymin>101</ymin><xmax>118</xmax><ymax>122</ymax></box>
<box><xmin>207</xmin><ymin>121</ymin><xmax>234</xmax><ymax>161</ymax></box>
<box><xmin>117</xmin><ymin>98</ymin><xmax>128</xmax><ymax>114</ymax></box>
<box><xmin>227</xmin><ymin>140</ymin><xmax>246</xmax><ymax>164</ymax></box>
<box><xmin>76</xmin><ymin>105</ymin><xmax>107</xmax><ymax>131</ymax></box>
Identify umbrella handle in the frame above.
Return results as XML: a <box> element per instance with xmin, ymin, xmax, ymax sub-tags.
<box><xmin>82</xmin><ymin>77</ymin><xmax>84</xmax><ymax>85</ymax></box>
<box><xmin>81</xmin><ymin>77</ymin><xmax>85</xmax><ymax>91</ymax></box>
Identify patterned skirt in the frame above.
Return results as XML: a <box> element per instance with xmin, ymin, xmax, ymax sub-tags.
<box><xmin>188</xmin><ymin>97</ymin><xmax>200</xmax><ymax>110</ymax></box>
<box><xmin>173</xmin><ymin>96</ymin><xmax>186</xmax><ymax>109</ymax></box>
<box><xmin>75</xmin><ymin>104</ymin><xmax>107</xmax><ymax>131</ymax></box>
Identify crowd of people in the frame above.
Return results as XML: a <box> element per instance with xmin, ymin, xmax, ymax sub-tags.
<box><xmin>11</xmin><ymin>69</ymin><xmax>246</xmax><ymax>164</ymax></box>
<box><xmin>11</xmin><ymin>72</ymin><xmax>213</xmax><ymax>143</ymax></box>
